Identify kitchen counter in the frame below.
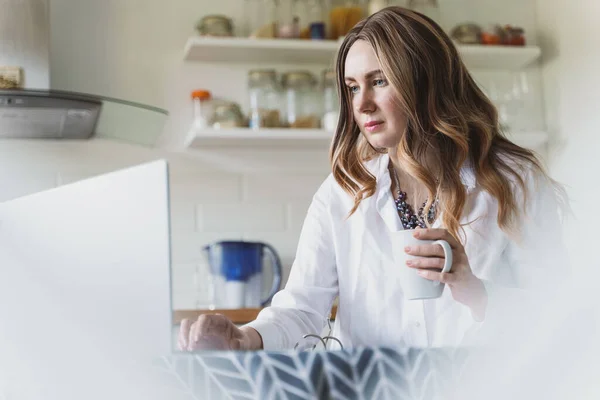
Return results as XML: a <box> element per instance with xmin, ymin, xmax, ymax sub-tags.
<box><xmin>173</xmin><ymin>305</ymin><xmax>338</xmax><ymax>325</ymax></box>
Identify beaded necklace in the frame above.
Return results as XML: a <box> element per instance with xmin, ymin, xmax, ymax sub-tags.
<box><xmin>389</xmin><ymin>164</ymin><xmax>438</xmax><ymax>229</ymax></box>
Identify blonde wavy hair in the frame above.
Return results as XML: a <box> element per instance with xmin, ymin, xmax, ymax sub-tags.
<box><xmin>330</xmin><ymin>7</ymin><xmax>551</xmax><ymax>241</ymax></box>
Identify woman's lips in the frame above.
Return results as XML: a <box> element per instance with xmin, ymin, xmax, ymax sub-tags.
<box><xmin>364</xmin><ymin>121</ymin><xmax>384</xmax><ymax>132</ymax></box>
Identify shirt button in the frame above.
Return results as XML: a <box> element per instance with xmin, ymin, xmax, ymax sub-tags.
<box><xmin>414</xmin><ymin>322</ymin><xmax>421</xmax><ymax>327</ymax></box>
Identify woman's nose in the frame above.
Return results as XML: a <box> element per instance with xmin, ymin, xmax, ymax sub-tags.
<box><xmin>356</xmin><ymin>91</ymin><xmax>376</xmax><ymax>114</ymax></box>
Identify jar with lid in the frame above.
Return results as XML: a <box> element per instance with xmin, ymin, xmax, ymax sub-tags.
<box><xmin>245</xmin><ymin>0</ymin><xmax>279</xmax><ymax>38</ymax></box>
<box><xmin>191</xmin><ymin>89</ymin><xmax>213</xmax><ymax>129</ymax></box>
<box><xmin>196</xmin><ymin>15</ymin><xmax>234</xmax><ymax>37</ymax></box>
<box><xmin>281</xmin><ymin>71</ymin><xmax>321</xmax><ymax>129</ymax></box>
<box><xmin>277</xmin><ymin>0</ymin><xmax>302</xmax><ymax>38</ymax></box>
<box><xmin>306</xmin><ymin>0</ymin><xmax>327</xmax><ymax>39</ymax></box>
<box><xmin>211</xmin><ymin>101</ymin><xmax>247</xmax><ymax>129</ymax></box>
<box><xmin>248</xmin><ymin>69</ymin><xmax>282</xmax><ymax>129</ymax></box>
<box><xmin>321</xmin><ymin>69</ymin><xmax>339</xmax><ymax>132</ymax></box>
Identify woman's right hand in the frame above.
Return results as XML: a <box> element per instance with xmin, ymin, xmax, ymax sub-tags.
<box><xmin>178</xmin><ymin>313</ymin><xmax>262</xmax><ymax>351</ymax></box>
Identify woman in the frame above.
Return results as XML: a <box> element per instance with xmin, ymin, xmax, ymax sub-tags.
<box><xmin>179</xmin><ymin>7</ymin><xmax>567</xmax><ymax>351</ymax></box>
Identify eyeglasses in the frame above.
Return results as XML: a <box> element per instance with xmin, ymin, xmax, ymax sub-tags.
<box><xmin>293</xmin><ymin>313</ymin><xmax>344</xmax><ymax>351</ymax></box>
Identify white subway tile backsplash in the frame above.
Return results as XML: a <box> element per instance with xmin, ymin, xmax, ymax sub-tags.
<box><xmin>169</xmin><ymin>201</ymin><xmax>196</xmax><ymax>233</ymax></box>
<box><xmin>197</xmin><ymin>203</ymin><xmax>287</xmax><ymax>232</ymax></box>
<box><xmin>169</xmin><ymin>233</ymin><xmax>203</xmax><ymax>264</ymax></box>
<box><xmin>171</xmin><ymin>262</ymin><xmax>199</xmax><ymax>310</ymax></box>
<box><xmin>192</xmin><ymin>149</ymin><xmax>331</xmax><ymax>173</ymax></box>
<box><xmin>171</xmin><ymin>260</ymin><xmax>214</xmax><ymax>310</ymax></box>
<box><xmin>169</xmin><ymin>173</ymin><xmax>242</xmax><ymax>233</ymax></box>
<box><xmin>242</xmin><ymin>173</ymin><xmax>327</xmax><ymax>202</ymax></box>
<box><xmin>169</xmin><ymin>172</ymin><xmax>242</xmax><ymax>202</ymax></box>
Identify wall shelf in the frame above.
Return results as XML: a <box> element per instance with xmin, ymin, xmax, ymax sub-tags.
<box><xmin>183</xmin><ymin>36</ymin><xmax>541</xmax><ymax>69</ymax></box>
<box><xmin>185</xmin><ymin>127</ymin><xmax>334</xmax><ymax>149</ymax></box>
<box><xmin>185</xmin><ymin>127</ymin><xmax>549</xmax><ymax>150</ymax></box>
<box><xmin>184</xmin><ymin>37</ymin><xmax>340</xmax><ymax>65</ymax></box>
<box><xmin>457</xmin><ymin>44</ymin><xmax>542</xmax><ymax>70</ymax></box>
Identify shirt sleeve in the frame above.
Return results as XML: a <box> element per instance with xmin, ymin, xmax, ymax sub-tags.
<box><xmin>244</xmin><ymin>175</ymin><xmax>339</xmax><ymax>350</ymax></box>
<box><xmin>476</xmin><ymin>168</ymin><xmax>570</xmax><ymax>338</ymax></box>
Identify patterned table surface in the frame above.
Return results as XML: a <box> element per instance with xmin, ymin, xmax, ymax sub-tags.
<box><xmin>153</xmin><ymin>347</ymin><xmax>473</xmax><ymax>400</ymax></box>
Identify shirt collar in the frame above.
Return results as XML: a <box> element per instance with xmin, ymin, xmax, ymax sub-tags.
<box><xmin>372</xmin><ymin>153</ymin><xmax>477</xmax><ymax>193</ymax></box>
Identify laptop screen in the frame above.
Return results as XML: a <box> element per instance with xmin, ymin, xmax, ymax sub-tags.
<box><xmin>0</xmin><ymin>159</ymin><xmax>172</xmax><ymax>398</ymax></box>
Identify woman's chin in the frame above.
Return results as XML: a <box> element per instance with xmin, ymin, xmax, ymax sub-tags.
<box><xmin>364</xmin><ymin>133</ymin><xmax>399</xmax><ymax>150</ymax></box>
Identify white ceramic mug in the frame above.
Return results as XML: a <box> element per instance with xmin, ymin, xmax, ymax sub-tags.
<box><xmin>390</xmin><ymin>230</ymin><xmax>453</xmax><ymax>300</ymax></box>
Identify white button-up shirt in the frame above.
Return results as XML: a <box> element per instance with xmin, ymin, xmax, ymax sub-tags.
<box><xmin>247</xmin><ymin>153</ymin><xmax>567</xmax><ymax>350</ymax></box>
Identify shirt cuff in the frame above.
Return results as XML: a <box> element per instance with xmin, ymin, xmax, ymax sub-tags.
<box><xmin>244</xmin><ymin>316</ymin><xmax>285</xmax><ymax>351</ymax></box>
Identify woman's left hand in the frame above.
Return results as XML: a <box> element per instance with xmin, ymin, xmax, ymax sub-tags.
<box><xmin>404</xmin><ymin>228</ymin><xmax>488</xmax><ymax>321</ymax></box>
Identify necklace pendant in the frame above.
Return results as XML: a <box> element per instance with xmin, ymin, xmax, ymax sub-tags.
<box><xmin>390</xmin><ymin>163</ymin><xmax>438</xmax><ymax>230</ymax></box>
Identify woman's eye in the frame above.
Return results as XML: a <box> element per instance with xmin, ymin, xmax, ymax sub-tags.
<box><xmin>374</xmin><ymin>78</ymin><xmax>386</xmax><ymax>86</ymax></box>
<box><xmin>348</xmin><ymin>86</ymin><xmax>359</xmax><ymax>94</ymax></box>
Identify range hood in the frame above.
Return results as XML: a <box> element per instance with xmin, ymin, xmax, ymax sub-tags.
<box><xmin>0</xmin><ymin>0</ymin><xmax>168</xmax><ymax>145</ymax></box>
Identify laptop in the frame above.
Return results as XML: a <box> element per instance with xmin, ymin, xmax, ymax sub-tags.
<box><xmin>0</xmin><ymin>160</ymin><xmax>173</xmax><ymax>399</ymax></box>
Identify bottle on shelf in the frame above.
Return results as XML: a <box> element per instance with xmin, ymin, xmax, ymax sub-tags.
<box><xmin>329</xmin><ymin>0</ymin><xmax>366</xmax><ymax>40</ymax></box>
<box><xmin>278</xmin><ymin>0</ymin><xmax>301</xmax><ymax>38</ymax></box>
<box><xmin>191</xmin><ymin>89</ymin><xmax>213</xmax><ymax>129</ymax></box>
<box><xmin>211</xmin><ymin>101</ymin><xmax>248</xmax><ymax>129</ymax></box>
<box><xmin>306</xmin><ymin>0</ymin><xmax>327</xmax><ymax>39</ymax></box>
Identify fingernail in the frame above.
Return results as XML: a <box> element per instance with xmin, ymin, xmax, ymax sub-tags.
<box><xmin>406</xmin><ymin>260</ymin><xmax>413</xmax><ymax>266</ymax></box>
<box><xmin>404</xmin><ymin>246</ymin><xmax>411</xmax><ymax>252</ymax></box>
<box><xmin>417</xmin><ymin>270</ymin><xmax>426</xmax><ymax>276</ymax></box>
<box><xmin>413</xmin><ymin>231</ymin><xmax>420</xmax><ymax>238</ymax></box>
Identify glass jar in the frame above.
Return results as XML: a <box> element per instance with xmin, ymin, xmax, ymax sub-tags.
<box><xmin>281</xmin><ymin>71</ymin><xmax>321</xmax><ymax>129</ymax></box>
<box><xmin>294</xmin><ymin>0</ymin><xmax>314</xmax><ymax>39</ymax></box>
<box><xmin>245</xmin><ymin>0</ymin><xmax>279</xmax><ymax>38</ymax></box>
<box><xmin>248</xmin><ymin>69</ymin><xmax>282</xmax><ymax>129</ymax></box>
<box><xmin>321</xmin><ymin>69</ymin><xmax>339</xmax><ymax>132</ymax></box>
<box><xmin>277</xmin><ymin>0</ymin><xmax>301</xmax><ymax>38</ymax></box>
<box><xmin>196</xmin><ymin>15</ymin><xmax>234</xmax><ymax>37</ymax></box>
<box><xmin>191</xmin><ymin>89</ymin><xmax>213</xmax><ymax>129</ymax></box>
<box><xmin>306</xmin><ymin>0</ymin><xmax>326</xmax><ymax>39</ymax></box>
<box><xmin>212</xmin><ymin>101</ymin><xmax>247</xmax><ymax>129</ymax></box>
<box><xmin>407</xmin><ymin>0</ymin><xmax>441</xmax><ymax>24</ymax></box>
<box><xmin>329</xmin><ymin>0</ymin><xmax>366</xmax><ymax>40</ymax></box>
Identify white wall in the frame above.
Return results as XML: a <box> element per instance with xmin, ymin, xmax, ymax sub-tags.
<box><xmin>536</xmin><ymin>0</ymin><xmax>600</xmax><ymax>273</ymax></box>
<box><xmin>0</xmin><ymin>0</ymin><xmax>550</xmax><ymax>309</ymax></box>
